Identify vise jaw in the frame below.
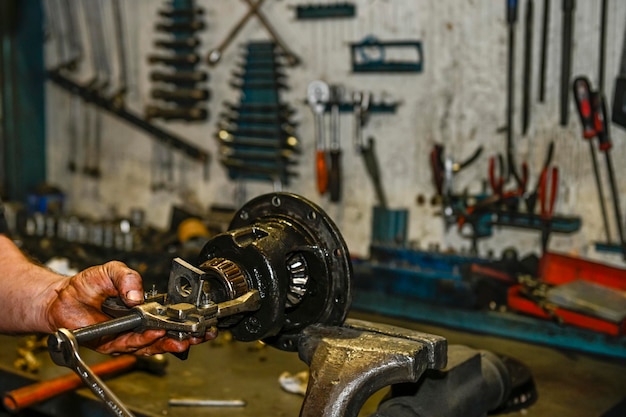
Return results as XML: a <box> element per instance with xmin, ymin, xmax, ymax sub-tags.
<box><xmin>297</xmin><ymin>319</ymin><xmax>447</xmax><ymax>417</ymax></box>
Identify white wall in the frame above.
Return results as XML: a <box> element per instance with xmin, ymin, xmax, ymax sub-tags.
<box><xmin>45</xmin><ymin>0</ymin><xmax>626</xmax><ymax>263</ymax></box>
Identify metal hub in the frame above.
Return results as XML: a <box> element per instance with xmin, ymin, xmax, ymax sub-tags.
<box><xmin>198</xmin><ymin>192</ymin><xmax>353</xmax><ymax>351</ymax></box>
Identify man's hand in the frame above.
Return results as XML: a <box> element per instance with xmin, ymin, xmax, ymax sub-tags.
<box><xmin>47</xmin><ymin>261</ymin><xmax>217</xmax><ymax>356</ymax></box>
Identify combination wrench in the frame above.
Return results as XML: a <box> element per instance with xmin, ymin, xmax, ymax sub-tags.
<box><xmin>307</xmin><ymin>81</ymin><xmax>330</xmax><ymax>195</ymax></box>
<box><xmin>48</xmin><ymin>329</ymin><xmax>135</xmax><ymax>417</ymax></box>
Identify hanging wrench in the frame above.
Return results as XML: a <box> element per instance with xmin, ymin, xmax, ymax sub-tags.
<box><xmin>207</xmin><ymin>0</ymin><xmax>266</xmax><ymax>65</ymax></box>
<box><xmin>48</xmin><ymin>329</ymin><xmax>135</xmax><ymax>417</ymax></box>
<box><xmin>241</xmin><ymin>0</ymin><xmax>301</xmax><ymax>66</ymax></box>
<box><xmin>307</xmin><ymin>81</ymin><xmax>330</xmax><ymax>195</ymax></box>
<box><xmin>352</xmin><ymin>91</ymin><xmax>370</xmax><ymax>152</ymax></box>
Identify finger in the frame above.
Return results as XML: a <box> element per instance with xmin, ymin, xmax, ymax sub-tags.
<box><xmin>134</xmin><ymin>338</ymin><xmax>191</xmax><ymax>356</ymax></box>
<box><xmin>103</xmin><ymin>261</ymin><xmax>144</xmax><ymax>307</ymax></box>
<box><xmin>95</xmin><ymin>330</ymin><xmax>167</xmax><ymax>354</ymax></box>
<box><xmin>188</xmin><ymin>327</ymin><xmax>219</xmax><ymax>345</ymax></box>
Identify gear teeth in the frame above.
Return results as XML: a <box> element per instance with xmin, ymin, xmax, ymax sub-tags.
<box><xmin>286</xmin><ymin>252</ymin><xmax>309</xmax><ymax>308</ymax></box>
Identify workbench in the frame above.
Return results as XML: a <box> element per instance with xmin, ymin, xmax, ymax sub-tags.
<box><xmin>1</xmin><ymin>310</ymin><xmax>625</xmax><ymax>417</ymax></box>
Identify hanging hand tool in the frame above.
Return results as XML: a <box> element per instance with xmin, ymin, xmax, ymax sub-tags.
<box><xmin>328</xmin><ymin>85</ymin><xmax>343</xmax><ymax>202</ymax></box>
<box><xmin>111</xmin><ymin>0</ymin><xmax>128</xmax><ymax>104</ymax></box>
<box><xmin>352</xmin><ymin>91</ymin><xmax>370</xmax><ymax>152</ymax></box>
<box><xmin>154</xmin><ymin>37</ymin><xmax>201</xmax><ymax>50</ymax></box>
<box><xmin>489</xmin><ymin>154</ymin><xmax>506</xmax><ymax>198</ymax></box>
<box><xmin>539</xmin><ymin>165</ymin><xmax>558</xmax><ymax>252</ymax></box>
<box><xmin>598</xmin><ymin>0</ymin><xmax>608</xmax><ymax>92</ymax></box>
<box><xmin>158</xmin><ymin>7</ymin><xmax>204</xmax><ymax>19</ymax></box>
<box><xmin>611</xmin><ymin>20</ymin><xmax>626</xmax><ymax>129</ymax></box>
<box><xmin>505</xmin><ymin>0</ymin><xmax>521</xmax><ymax>183</ymax></box>
<box><xmin>59</xmin><ymin>0</ymin><xmax>82</xmax><ymax>69</ymax></box>
<box><xmin>591</xmin><ymin>91</ymin><xmax>626</xmax><ymax>255</ymax></box>
<box><xmin>155</xmin><ymin>20</ymin><xmax>205</xmax><ymax>33</ymax></box>
<box><xmin>150</xmin><ymin>70</ymin><xmax>207</xmax><ymax>84</ymax></box>
<box><xmin>145</xmin><ymin>106</ymin><xmax>208</xmax><ymax>121</ymax></box>
<box><xmin>538</xmin><ymin>0</ymin><xmax>550</xmax><ymax>102</ymax></box>
<box><xmin>524</xmin><ymin>141</ymin><xmax>554</xmax><ymax>213</ymax></box>
<box><xmin>241</xmin><ymin>0</ymin><xmax>301</xmax><ymax>66</ymax></box>
<box><xmin>560</xmin><ymin>0</ymin><xmax>575</xmax><ymax>126</ymax></box>
<box><xmin>361</xmin><ymin>137</ymin><xmax>387</xmax><ymax>209</ymax></box>
<box><xmin>207</xmin><ymin>0</ymin><xmax>266</xmax><ymax>64</ymax></box>
<box><xmin>573</xmin><ymin>76</ymin><xmax>612</xmax><ymax>241</ymax></box>
<box><xmin>148</xmin><ymin>53</ymin><xmax>200</xmax><ymax>67</ymax></box>
<box><xmin>150</xmin><ymin>88</ymin><xmax>210</xmax><ymax>104</ymax></box>
<box><xmin>307</xmin><ymin>81</ymin><xmax>330</xmax><ymax>195</ymax></box>
<box><xmin>521</xmin><ymin>0</ymin><xmax>534</xmax><ymax>135</ymax></box>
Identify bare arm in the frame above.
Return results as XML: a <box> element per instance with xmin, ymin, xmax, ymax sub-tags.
<box><xmin>0</xmin><ymin>235</ymin><xmax>216</xmax><ymax>355</ymax></box>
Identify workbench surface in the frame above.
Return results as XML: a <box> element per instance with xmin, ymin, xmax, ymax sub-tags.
<box><xmin>1</xmin><ymin>310</ymin><xmax>625</xmax><ymax>417</ymax></box>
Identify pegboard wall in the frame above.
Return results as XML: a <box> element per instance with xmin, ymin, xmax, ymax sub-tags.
<box><xmin>44</xmin><ymin>0</ymin><xmax>626</xmax><ymax>262</ymax></box>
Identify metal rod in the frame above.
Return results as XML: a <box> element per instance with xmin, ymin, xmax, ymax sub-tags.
<box><xmin>604</xmin><ymin>152</ymin><xmax>626</xmax><ymax>253</ymax></box>
<box><xmin>538</xmin><ymin>0</ymin><xmax>550</xmax><ymax>102</ymax></box>
<box><xmin>47</xmin><ymin>71</ymin><xmax>211</xmax><ymax>163</ymax></box>
<box><xmin>598</xmin><ymin>0</ymin><xmax>608</xmax><ymax>92</ymax></box>
<box><xmin>522</xmin><ymin>0</ymin><xmax>534</xmax><ymax>135</ymax></box>
<box><xmin>560</xmin><ymin>0</ymin><xmax>575</xmax><ymax>126</ymax></box>
<box><xmin>588</xmin><ymin>142</ymin><xmax>612</xmax><ymax>242</ymax></box>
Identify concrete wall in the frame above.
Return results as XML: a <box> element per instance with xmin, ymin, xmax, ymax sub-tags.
<box><xmin>45</xmin><ymin>0</ymin><xmax>626</xmax><ymax>263</ymax></box>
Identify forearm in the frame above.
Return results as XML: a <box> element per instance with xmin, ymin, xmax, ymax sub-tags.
<box><xmin>0</xmin><ymin>235</ymin><xmax>70</xmax><ymax>333</ymax></box>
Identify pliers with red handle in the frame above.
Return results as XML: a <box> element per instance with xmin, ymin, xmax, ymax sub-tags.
<box><xmin>538</xmin><ymin>165</ymin><xmax>558</xmax><ymax>252</ymax></box>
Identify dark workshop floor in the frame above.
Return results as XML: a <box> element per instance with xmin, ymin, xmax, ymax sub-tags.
<box><xmin>1</xmin><ymin>309</ymin><xmax>625</xmax><ymax>417</ymax></box>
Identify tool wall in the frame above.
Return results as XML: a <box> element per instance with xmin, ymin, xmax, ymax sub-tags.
<box><xmin>43</xmin><ymin>0</ymin><xmax>626</xmax><ymax>261</ymax></box>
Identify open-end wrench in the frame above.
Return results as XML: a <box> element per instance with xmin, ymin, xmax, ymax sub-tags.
<box><xmin>48</xmin><ymin>329</ymin><xmax>135</xmax><ymax>417</ymax></box>
<box><xmin>307</xmin><ymin>81</ymin><xmax>330</xmax><ymax>195</ymax></box>
<box><xmin>241</xmin><ymin>0</ymin><xmax>301</xmax><ymax>66</ymax></box>
<box><xmin>207</xmin><ymin>0</ymin><xmax>266</xmax><ymax>65</ymax></box>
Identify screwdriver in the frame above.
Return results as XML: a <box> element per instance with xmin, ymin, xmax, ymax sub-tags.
<box><xmin>591</xmin><ymin>91</ymin><xmax>626</xmax><ymax>255</ymax></box>
<box><xmin>572</xmin><ymin>76</ymin><xmax>611</xmax><ymax>242</ymax></box>
<box><xmin>506</xmin><ymin>0</ymin><xmax>520</xmax><ymax>181</ymax></box>
<box><xmin>560</xmin><ymin>0</ymin><xmax>575</xmax><ymax>126</ymax></box>
<box><xmin>521</xmin><ymin>0</ymin><xmax>534</xmax><ymax>136</ymax></box>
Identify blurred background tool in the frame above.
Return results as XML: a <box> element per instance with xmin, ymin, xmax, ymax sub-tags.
<box><xmin>328</xmin><ymin>85</ymin><xmax>343</xmax><ymax>202</ymax></box>
<box><xmin>573</xmin><ymin>76</ymin><xmax>611</xmax><ymax>242</ymax></box>
<box><xmin>538</xmin><ymin>0</ymin><xmax>550</xmax><ymax>102</ymax></box>
<box><xmin>217</xmin><ymin>42</ymin><xmax>299</xmax><ymax>188</ymax></box>
<box><xmin>612</xmin><ymin>20</ymin><xmax>626</xmax><ymax>128</ymax></box>
<box><xmin>307</xmin><ymin>80</ymin><xmax>330</xmax><ymax>195</ymax></box>
<box><xmin>145</xmin><ymin>0</ymin><xmax>209</xmax><ymax>122</ymax></box>
<box><xmin>506</xmin><ymin>0</ymin><xmax>519</xmax><ymax>181</ymax></box>
<box><xmin>591</xmin><ymin>91</ymin><xmax>626</xmax><ymax>257</ymax></box>
<box><xmin>521</xmin><ymin>0</ymin><xmax>534</xmax><ymax>136</ymax></box>
<box><xmin>560</xmin><ymin>0</ymin><xmax>575</xmax><ymax>126</ymax></box>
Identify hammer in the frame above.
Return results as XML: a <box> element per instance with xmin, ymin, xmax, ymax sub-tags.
<box><xmin>2</xmin><ymin>354</ymin><xmax>168</xmax><ymax>412</ymax></box>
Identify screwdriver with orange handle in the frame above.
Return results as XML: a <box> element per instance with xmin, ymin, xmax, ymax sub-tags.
<box><xmin>307</xmin><ymin>81</ymin><xmax>330</xmax><ymax>195</ymax></box>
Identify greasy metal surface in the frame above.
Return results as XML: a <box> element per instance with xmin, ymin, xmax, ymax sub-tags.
<box><xmin>2</xmin><ymin>310</ymin><xmax>626</xmax><ymax>417</ymax></box>
<box><xmin>373</xmin><ymin>346</ymin><xmax>512</xmax><ymax>417</ymax></box>
<box><xmin>297</xmin><ymin>319</ymin><xmax>447</xmax><ymax>417</ymax></box>
<box><xmin>202</xmin><ymin>192</ymin><xmax>353</xmax><ymax>350</ymax></box>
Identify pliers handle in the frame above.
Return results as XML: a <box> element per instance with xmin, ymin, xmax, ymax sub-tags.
<box><xmin>539</xmin><ymin>166</ymin><xmax>558</xmax><ymax>219</ymax></box>
<box><xmin>489</xmin><ymin>155</ymin><xmax>506</xmax><ymax>195</ymax></box>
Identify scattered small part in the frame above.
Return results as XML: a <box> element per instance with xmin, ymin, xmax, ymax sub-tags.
<box><xmin>278</xmin><ymin>370</ymin><xmax>309</xmax><ymax>396</ymax></box>
<box><xmin>168</xmin><ymin>398</ymin><xmax>247</xmax><ymax>407</ymax></box>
